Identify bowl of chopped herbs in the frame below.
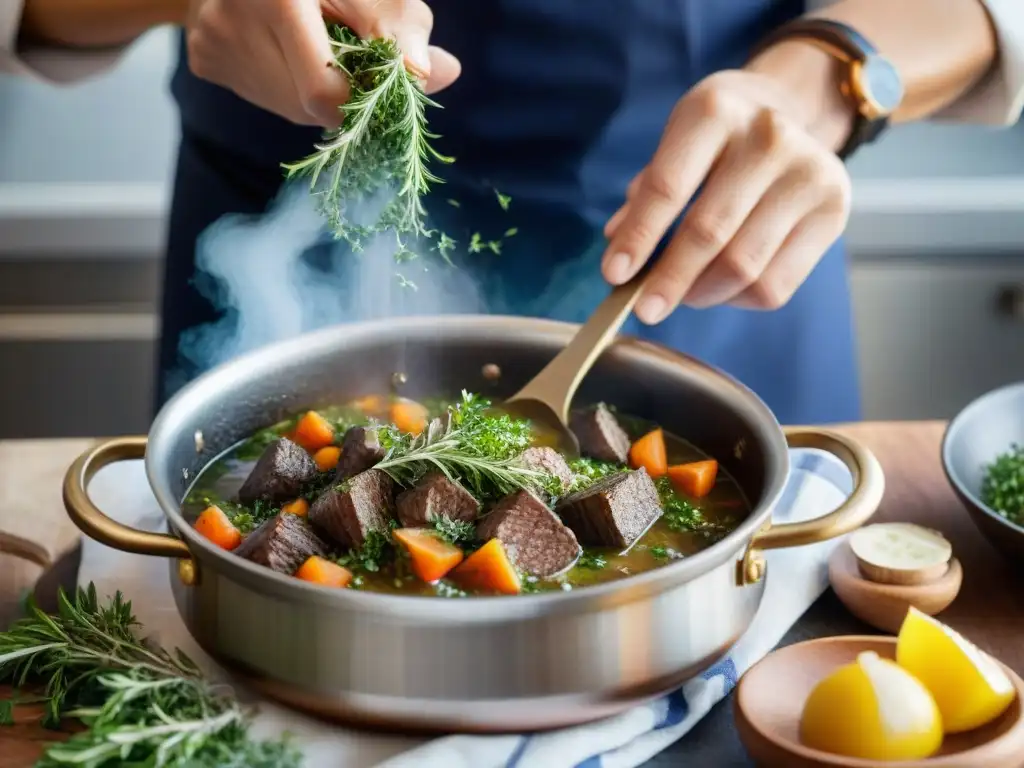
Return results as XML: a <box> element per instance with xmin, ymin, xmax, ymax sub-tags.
<box><xmin>943</xmin><ymin>382</ymin><xmax>1024</xmax><ymax>562</ymax></box>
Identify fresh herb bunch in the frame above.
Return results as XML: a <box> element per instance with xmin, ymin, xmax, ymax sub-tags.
<box><xmin>374</xmin><ymin>391</ymin><xmax>553</xmax><ymax>499</ymax></box>
<box><xmin>0</xmin><ymin>586</ymin><xmax>300</xmax><ymax>767</ymax></box>
<box><xmin>283</xmin><ymin>26</ymin><xmax>451</xmax><ymax>252</ymax></box>
<box><xmin>336</xmin><ymin>526</ymin><xmax>397</xmax><ymax>574</ymax></box>
<box><xmin>981</xmin><ymin>443</ymin><xmax>1024</xmax><ymax>523</ymax></box>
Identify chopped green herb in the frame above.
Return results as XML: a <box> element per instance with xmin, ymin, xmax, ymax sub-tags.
<box><xmin>432</xmin><ymin>517</ymin><xmax>476</xmax><ymax>545</ymax></box>
<box><xmin>656</xmin><ymin>477</ymin><xmax>705</xmax><ymax>532</ymax></box>
<box><xmin>504</xmin><ymin>227</ymin><xmax>518</xmax><ymax>237</ymax></box>
<box><xmin>981</xmin><ymin>443</ymin><xmax>1024</xmax><ymax>523</ymax></box>
<box><xmin>468</xmin><ymin>232</ymin><xmax>484</xmax><ymax>253</ymax></box>
<box><xmin>575</xmin><ymin>551</ymin><xmax>608</xmax><ymax>570</ymax></box>
<box><xmin>337</xmin><ymin>528</ymin><xmax>395</xmax><ymax>574</ymax></box>
<box><xmin>568</xmin><ymin>458</ymin><xmax>623</xmax><ymax>492</ymax></box>
<box><xmin>495</xmin><ymin>190</ymin><xmax>512</xmax><ymax>211</ymax></box>
<box><xmin>648</xmin><ymin>545</ymin><xmax>671</xmax><ymax>560</ymax></box>
<box><xmin>446</xmin><ymin>199</ymin><xmax>461</xmax><ymax>208</ymax></box>
<box><xmin>434</xmin><ymin>581</ymin><xmax>468</xmax><ymax>598</ymax></box>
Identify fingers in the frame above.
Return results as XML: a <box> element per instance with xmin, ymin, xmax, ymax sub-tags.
<box><xmin>600</xmin><ymin>91</ymin><xmax>731</xmax><ymax>287</ymax></box>
<box><xmin>276</xmin><ymin>0</ymin><xmax>351</xmax><ymax>127</ymax></box>
<box><xmin>682</xmin><ymin>161</ymin><xmax>826</xmax><ymax>309</ymax></box>
<box><xmin>425</xmin><ymin>46</ymin><xmax>462</xmax><ymax>94</ymax></box>
<box><xmin>635</xmin><ymin>110</ymin><xmax>788</xmax><ymax>322</ymax></box>
<box><xmin>730</xmin><ymin>206</ymin><xmax>845</xmax><ymax>310</ymax></box>
<box><xmin>330</xmin><ymin>0</ymin><xmax>434</xmax><ymax>76</ymax></box>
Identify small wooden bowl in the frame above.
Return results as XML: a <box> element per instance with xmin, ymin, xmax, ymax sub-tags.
<box><xmin>735</xmin><ymin>636</ymin><xmax>1024</xmax><ymax>767</ymax></box>
<box><xmin>829</xmin><ymin>541</ymin><xmax>962</xmax><ymax>633</ymax></box>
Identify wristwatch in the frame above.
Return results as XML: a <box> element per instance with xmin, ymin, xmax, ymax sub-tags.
<box><xmin>751</xmin><ymin>19</ymin><xmax>905</xmax><ymax>160</ymax></box>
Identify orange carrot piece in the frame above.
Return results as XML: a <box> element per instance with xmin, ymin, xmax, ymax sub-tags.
<box><xmin>667</xmin><ymin>460</ymin><xmax>718</xmax><ymax>498</ymax></box>
<box><xmin>389</xmin><ymin>399</ymin><xmax>429</xmax><ymax>436</ymax></box>
<box><xmin>450</xmin><ymin>538</ymin><xmax>521</xmax><ymax>595</ymax></box>
<box><xmin>312</xmin><ymin>445</ymin><xmax>342</xmax><ymax>472</ymax></box>
<box><xmin>292</xmin><ymin>410</ymin><xmax>336</xmax><ymax>453</ymax></box>
<box><xmin>353</xmin><ymin>395</ymin><xmax>387</xmax><ymax>416</ymax></box>
<box><xmin>194</xmin><ymin>505</ymin><xmax>242</xmax><ymax>551</ymax></box>
<box><xmin>629</xmin><ymin>428</ymin><xmax>668</xmax><ymax>478</ymax></box>
<box><xmin>281</xmin><ymin>498</ymin><xmax>310</xmax><ymax>517</ymax></box>
<box><xmin>294</xmin><ymin>556</ymin><xmax>353</xmax><ymax>588</ymax></box>
<box><xmin>394</xmin><ymin>528</ymin><xmax>464</xmax><ymax>582</ymax></box>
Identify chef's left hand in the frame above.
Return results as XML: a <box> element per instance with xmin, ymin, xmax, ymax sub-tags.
<box><xmin>601</xmin><ymin>67</ymin><xmax>854</xmax><ymax>323</ymax></box>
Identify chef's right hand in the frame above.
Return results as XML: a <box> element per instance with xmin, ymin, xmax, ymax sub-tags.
<box><xmin>185</xmin><ymin>0</ymin><xmax>462</xmax><ymax>128</ymax></box>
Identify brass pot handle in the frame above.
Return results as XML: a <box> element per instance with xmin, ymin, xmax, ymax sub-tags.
<box><xmin>63</xmin><ymin>437</ymin><xmax>191</xmax><ymax>559</ymax></box>
<box><xmin>738</xmin><ymin>427</ymin><xmax>885</xmax><ymax>585</ymax></box>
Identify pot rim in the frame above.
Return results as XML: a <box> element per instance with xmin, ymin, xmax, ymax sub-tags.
<box><xmin>147</xmin><ymin>314</ymin><xmax>791</xmax><ymax>617</ymax></box>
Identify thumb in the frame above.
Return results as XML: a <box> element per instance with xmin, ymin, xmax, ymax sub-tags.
<box><xmin>324</xmin><ymin>0</ymin><xmax>433</xmax><ymax>77</ymax></box>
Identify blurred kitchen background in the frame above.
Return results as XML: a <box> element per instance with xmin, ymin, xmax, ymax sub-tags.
<box><xmin>2</xmin><ymin>28</ymin><xmax>1024</xmax><ymax>438</ymax></box>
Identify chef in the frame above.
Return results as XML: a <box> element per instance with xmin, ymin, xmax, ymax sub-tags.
<box><xmin>4</xmin><ymin>0</ymin><xmax>1023</xmax><ymax>424</ymax></box>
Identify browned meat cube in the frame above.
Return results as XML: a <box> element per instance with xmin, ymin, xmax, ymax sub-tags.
<box><xmin>310</xmin><ymin>469</ymin><xmax>395</xmax><ymax>548</ymax></box>
<box><xmin>518</xmin><ymin>446</ymin><xmax>573</xmax><ymax>494</ymax></box>
<box><xmin>237</xmin><ymin>437</ymin><xmax>318</xmax><ymax>506</ymax></box>
<box><xmin>336</xmin><ymin>426</ymin><xmax>385</xmax><ymax>480</ymax></box>
<box><xmin>476</xmin><ymin>490</ymin><xmax>581</xmax><ymax>577</ymax></box>
<box><xmin>396</xmin><ymin>472</ymin><xmax>480</xmax><ymax>528</ymax></box>
<box><xmin>234</xmin><ymin>513</ymin><xmax>329</xmax><ymax>574</ymax></box>
<box><xmin>556</xmin><ymin>468</ymin><xmax>662</xmax><ymax>549</ymax></box>
<box><xmin>570</xmin><ymin>403</ymin><xmax>631</xmax><ymax>464</ymax></box>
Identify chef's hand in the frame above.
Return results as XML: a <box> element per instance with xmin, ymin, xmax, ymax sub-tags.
<box><xmin>601</xmin><ymin>59</ymin><xmax>855</xmax><ymax>323</ymax></box>
<box><xmin>185</xmin><ymin>0</ymin><xmax>461</xmax><ymax>128</ymax></box>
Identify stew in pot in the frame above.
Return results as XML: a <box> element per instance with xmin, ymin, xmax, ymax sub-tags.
<box><xmin>184</xmin><ymin>392</ymin><xmax>748</xmax><ymax>596</ymax></box>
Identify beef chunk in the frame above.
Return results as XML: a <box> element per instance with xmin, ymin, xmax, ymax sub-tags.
<box><xmin>570</xmin><ymin>403</ymin><xmax>631</xmax><ymax>464</ymax></box>
<box><xmin>336</xmin><ymin>426</ymin><xmax>385</xmax><ymax>480</ymax></box>
<box><xmin>310</xmin><ymin>469</ymin><xmax>395</xmax><ymax>548</ymax></box>
<box><xmin>556</xmin><ymin>468</ymin><xmax>662</xmax><ymax>550</ymax></box>
<box><xmin>237</xmin><ymin>437</ymin><xmax>318</xmax><ymax>506</ymax></box>
<box><xmin>519</xmin><ymin>446</ymin><xmax>573</xmax><ymax>494</ymax></box>
<box><xmin>476</xmin><ymin>490</ymin><xmax>581</xmax><ymax>577</ymax></box>
<box><xmin>235</xmin><ymin>513</ymin><xmax>329</xmax><ymax>574</ymax></box>
<box><xmin>396</xmin><ymin>472</ymin><xmax>479</xmax><ymax>528</ymax></box>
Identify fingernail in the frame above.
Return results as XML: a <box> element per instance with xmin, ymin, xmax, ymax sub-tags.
<box><xmin>602</xmin><ymin>252</ymin><xmax>632</xmax><ymax>284</ymax></box>
<box><xmin>636</xmin><ymin>294</ymin><xmax>668</xmax><ymax>324</ymax></box>
<box><xmin>405</xmin><ymin>49</ymin><xmax>431</xmax><ymax>79</ymax></box>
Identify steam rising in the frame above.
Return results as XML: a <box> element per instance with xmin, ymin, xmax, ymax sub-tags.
<box><xmin>174</xmin><ymin>183</ymin><xmax>486</xmax><ymax>384</ymax></box>
<box><xmin>169</xmin><ymin>181</ymin><xmax>610</xmax><ymax>398</ymax></box>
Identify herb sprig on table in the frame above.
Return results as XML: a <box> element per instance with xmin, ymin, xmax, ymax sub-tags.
<box><xmin>0</xmin><ymin>586</ymin><xmax>300</xmax><ymax>767</ymax></box>
<box><xmin>981</xmin><ymin>443</ymin><xmax>1024</xmax><ymax>523</ymax></box>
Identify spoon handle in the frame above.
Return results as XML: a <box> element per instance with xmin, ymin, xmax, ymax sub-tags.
<box><xmin>510</xmin><ymin>274</ymin><xmax>648</xmax><ymax>421</ymax></box>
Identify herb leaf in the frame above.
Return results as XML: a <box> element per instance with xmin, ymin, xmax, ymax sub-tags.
<box><xmin>432</xmin><ymin>517</ymin><xmax>476</xmax><ymax>546</ymax></box>
<box><xmin>981</xmin><ymin>443</ymin><xmax>1024</xmax><ymax>523</ymax></box>
<box><xmin>0</xmin><ymin>586</ymin><xmax>300</xmax><ymax>767</ymax></box>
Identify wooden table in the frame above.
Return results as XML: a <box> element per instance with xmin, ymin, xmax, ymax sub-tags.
<box><xmin>2</xmin><ymin>423</ymin><xmax>1023</xmax><ymax>767</ymax></box>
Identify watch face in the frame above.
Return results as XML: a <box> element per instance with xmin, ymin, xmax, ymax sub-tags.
<box><xmin>862</xmin><ymin>55</ymin><xmax>905</xmax><ymax>115</ymax></box>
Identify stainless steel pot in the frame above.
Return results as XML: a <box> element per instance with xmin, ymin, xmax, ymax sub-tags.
<box><xmin>63</xmin><ymin>316</ymin><xmax>884</xmax><ymax>732</ymax></box>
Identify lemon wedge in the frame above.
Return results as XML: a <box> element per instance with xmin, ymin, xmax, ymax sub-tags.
<box><xmin>800</xmin><ymin>650</ymin><xmax>943</xmax><ymax>760</ymax></box>
<box><xmin>896</xmin><ymin>606</ymin><xmax>1016</xmax><ymax>733</ymax></box>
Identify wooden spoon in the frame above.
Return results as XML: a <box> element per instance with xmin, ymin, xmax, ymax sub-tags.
<box><xmin>503</xmin><ymin>274</ymin><xmax>648</xmax><ymax>457</ymax></box>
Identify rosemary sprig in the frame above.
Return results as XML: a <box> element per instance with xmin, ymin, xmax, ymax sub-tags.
<box><xmin>374</xmin><ymin>391</ymin><xmax>556</xmax><ymax>499</ymax></box>
<box><xmin>0</xmin><ymin>586</ymin><xmax>300</xmax><ymax>767</ymax></box>
<box><xmin>283</xmin><ymin>26</ymin><xmax>451</xmax><ymax>252</ymax></box>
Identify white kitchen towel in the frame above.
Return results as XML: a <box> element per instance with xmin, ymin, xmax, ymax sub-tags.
<box><xmin>76</xmin><ymin>448</ymin><xmax>852</xmax><ymax>768</ymax></box>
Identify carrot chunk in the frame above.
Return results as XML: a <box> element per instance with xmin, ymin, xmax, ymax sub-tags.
<box><xmin>629</xmin><ymin>428</ymin><xmax>668</xmax><ymax>478</ymax></box>
<box><xmin>312</xmin><ymin>445</ymin><xmax>342</xmax><ymax>472</ymax></box>
<box><xmin>281</xmin><ymin>498</ymin><xmax>310</xmax><ymax>517</ymax></box>
<box><xmin>389</xmin><ymin>399</ymin><xmax>428</xmax><ymax>436</ymax></box>
<box><xmin>394</xmin><ymin>528</ymin><xmax>464</xmax><ymax>582</ymax></box>
<box><xmin>194</xmin><ymin>505</ymin><xmax>242</xmax><ymax>551</ymax></box>
<box><xmin>294</xmin><ymin>556</ymin><xmax>353</xmax><ymax>588</ymax></box>
<box><xmin>292</xmin><ymin>410</ymin><xmax>336</xmax><ymax>453</ymax></box>
<box><xmin>450</xmin><ymin>538</ymin><xmax>521</xmax><ymax>595</ymax></box>
<box><xmin>667</xmin><ymin>460</ymin><xmax>719</xmax><ymax>498</ymax></box>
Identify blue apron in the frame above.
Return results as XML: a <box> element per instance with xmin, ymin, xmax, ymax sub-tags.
<box><xmin>161</xmin><ymin>0</ymin><xmax>860</xmax><ymax>425</ymax></box>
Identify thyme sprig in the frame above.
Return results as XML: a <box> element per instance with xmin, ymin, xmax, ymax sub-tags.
<box><xmin>0</xmin><ymin>586</ymin><xmax>300</xmax><ymax>767</ymax></box>
<box><xmin>374</xmin><ymin>391</ymin><xmax>555</xmax><ymax>499</ymax></box>
<box><xmin>283</xmin><ymin>26</ymin><xmax>451</xmax><ymax>252</ymax></box>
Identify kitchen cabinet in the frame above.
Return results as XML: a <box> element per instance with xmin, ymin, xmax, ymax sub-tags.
<box><xmin>850</xmin><ymin>254</ymin><xmax>1024</xmax><ymax>421</ymax></box>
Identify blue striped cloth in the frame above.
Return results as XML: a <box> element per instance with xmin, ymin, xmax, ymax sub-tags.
<box><xmin>78</xmin><ymin>448</ymin><xmax>852</xmax><ymax>768</ymax></box>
